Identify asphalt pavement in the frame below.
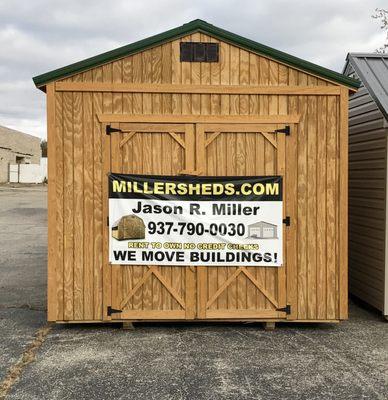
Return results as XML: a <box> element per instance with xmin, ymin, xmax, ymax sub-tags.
<box><xmin>0</xmin><ymin>185</ymin><xmax>387</xmax><ymax>400</ymax></box>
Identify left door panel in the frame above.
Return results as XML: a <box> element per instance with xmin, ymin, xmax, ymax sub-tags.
<box><xmin>103</xmin><ymin>123</ymin><xmax>196</xmax><ymax>320</ymax></box>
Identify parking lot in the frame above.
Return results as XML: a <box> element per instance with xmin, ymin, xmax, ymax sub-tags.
<box><xmin>0</xmin><ymin>185</ymin><xmax>387</xmax><ymax>400</ymax></box>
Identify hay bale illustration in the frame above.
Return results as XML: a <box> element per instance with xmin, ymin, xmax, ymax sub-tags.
<box><xmin>112</xmin><ymin>215</ymin><xmax>145</xmax><ymax>240</ymax></box>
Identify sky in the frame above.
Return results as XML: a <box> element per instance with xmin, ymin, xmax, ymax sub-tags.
<box><xmin>0</xmin><ymin>0</ymin><xmax>386</xmax><ymax>139</ymax></box>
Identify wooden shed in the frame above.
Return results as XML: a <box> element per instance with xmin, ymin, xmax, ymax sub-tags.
<box><xmin>33</xmin><ymin>19</ymin><xmax>359</xmax><ymax>325</ymax></box>
<box><xmin>343</xmin><ymin>53</ymin><xmax>388</xmax><ymax>318</ymax></box>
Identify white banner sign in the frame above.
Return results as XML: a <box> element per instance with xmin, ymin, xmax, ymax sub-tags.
<box><xmin>109</xmin><ymin>174</ymin><xmax>283</xmax><ymax>267</ymax></box>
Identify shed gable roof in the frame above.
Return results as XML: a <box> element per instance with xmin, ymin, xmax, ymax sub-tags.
<box><xmin>33</xmin><ymin>19</ymin><xmax>360</xmax><ymax>90</ymax></box>
<box><xmin>248</xmin><ymin>221</ymin><xmax>277</xmax><ymax>228</ymax></box>
<box><xmin>344</xmin><ymin>53</ymin><xmax>388</xmax><ymax>121</ymax></box>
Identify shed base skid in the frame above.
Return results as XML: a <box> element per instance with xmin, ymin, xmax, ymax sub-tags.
<box><xmin>264</xmin><ymin>322</ymin><xmax>276</xmax><ymax>331</ymax></box>
<box><xmin>54</xmin><ymin>319</ymin><xmax>341</xmax><ymax>324</ymax></box>
<box><xmin>122</xmin><ymin>322</ymin><xmax>135</xmax><ymax>330</ymax></box>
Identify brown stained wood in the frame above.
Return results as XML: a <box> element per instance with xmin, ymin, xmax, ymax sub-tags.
<box><xmin>161</xmin><ymin>42</ymin><xmax>172</xmax><ymax>114</ymax></box>
<box><xmin>117</xmin><ymin>310</ymin><xmax>186</xmax><ymax>319</ymax></box>
<box><xmin>241</xmin><ymin>268</ymin><xmax>279</xmax><ymax>309</ymax></box>
<box><xmin>297</xmin><ymin>82</ymin><xmax>308</xmax><ymax>319</ymax></box>
<box><xmin>110</xmin><ymin>125</ymin><xmax>122</xmax><ymax>315</ymax></box>
<box><xmin>119</xmin><ymin>131</ymin><xmax>137</xmax><ymax>148</ymax></box>
<box><xmin>267</xmin><ymin>76</ymin><xmax>278</xmax><ymax>314</ymax></box>
<box><xmin>207</xmin><ymin>268</ymin><xmax>242</xmax><ymax>308</ymax></box>
<box><xmin>207</xmin><ymin>137</ymin><xmax>217</xmax><ymax>310</ymax></box>
<box><xmin>317</xmin><ymin>95</ymin><xmax>327</xmax><ymax>319</ymax></box>
<box><xmin>210</xmin><ymin>38</ymin><xmax>221</xmax><ymax>115</ymax></box>
<box><xmin>46</xmin><ymin>83</ymin><xmax>56</xmax><ymax>321</ymax></box>
<box><xmin>54</xmin><ymin>90</ymin><xmax>64</xmax><ymax>321</ymax></box>
<box><xmin>120</xmin><ymin>268</ymin><xmax>153</xmax><ymax>309</ymax></box>
<box><xmin>327</xmin><ymin>96</ymin><xmax>337</xmax><ymax>319</ymax></box>
<box><xmin>171</xmin><ymin>40</ymin><xmax>182</xmax><ymax>114</ymax></box>
<box><xmin>236</xmin><ymin>132</ymin><xmax>246</xmax><ymax>311</ymax></box>
<box><xmin>220</xmin><ymin>42</ymin><xmax>230</xmax><ymax>114</ymax></box>
<box><xmin>47</xmin><ymin>33</ymin><xmax>349</xmax><ymax>323</ymax></box>
<box><xmin>167</xmin><ymin>131</ymin><xmax>185</xmax><ymax>148</ymax></box>
<box><xmin>307</xmin><ymin>93</ymin><xmax>317</xmax><ymax>320</ymax></box>
<box><xmin>150</xmin><ymin>267</ymin><xmax>186</xmax><ymax>309</ymax></box>
<box><xmin>191</xmin><ymin>32</ymin><xmax>201</xmax><ymax>115</ymax></box>
<box><xmin>131</xmin><ymin>133</ymin><xmax>143</xmax><ymax>312</ymax></box>
<box><xmin>98</xmin><ymin>114</ymin><xmax>301</xmax><ymax>124</ymax></box>
<box><xmin>276</xmin><ymin>132</ymin><xmax>287</xmax><ymax>311</ymax></box>
<box><xmin>73</xmin><ymin>76</ymin><xmax>84</xmax><ymax>320</ymax></box>
<box><xmin>339</xmin><ymin>87</ymin><xmax>349</xmax><ymax>319</ymax></box>
<box><xmin>63</xmin><ymin>91</ymin><xmax>74</xmax><ymax>321</ymax></box>
<box><xmin>181</xmin><ymin>35</ymin><xmax>192</xmax><ymax>115</ymax></box>
<box><xmin>56</xmin><ymin>81</ymin><xmax>342</xmax><ymax>95</ymax></box>
<box><xmin>92</xmin><ymin>67</ymin><xmax>103</xmax><ymax>320</ymax></box>
<box><xmin>286</xmin><ymin>69</ymin><xmax>298</xmax><ymax>320</ymax></box>
<box><xmin>83</xmin><ymin>80</ymin><xmax>94</xmax><ymax>320</ymax></box>
<box><xmin>264</xmin><ymin>322</ymin><xmax>276</xmax><ymax>331</ymax></box>
<box><xmin>200</xmin><ymin>33</ymin><xmax>211</xmax><ymax>114</ymax></box>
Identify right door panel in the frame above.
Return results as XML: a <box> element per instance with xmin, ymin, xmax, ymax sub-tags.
<box><xmin>196</xmin><ymin>123</ymin><xmax>287</xmax><ymax>319</ymax></box>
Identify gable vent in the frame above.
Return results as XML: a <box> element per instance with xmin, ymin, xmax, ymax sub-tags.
<box><xmin>180</xmin><ymin>42</ymin><xmax>219</xmax><ymax>62</ymax></box>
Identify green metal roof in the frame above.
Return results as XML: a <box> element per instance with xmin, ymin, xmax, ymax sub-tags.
<box><xmin>33</xmin><ymin>19</ymin><xmax>360</xmax><ymax>89</ymax></box>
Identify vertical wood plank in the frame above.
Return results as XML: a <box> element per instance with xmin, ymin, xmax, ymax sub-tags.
<box><xmin>230</xmin><ymin>46</ymin><xmax>239</xmax><ymax>115</ymax></box>
<box><xmin>83</xmin><ymin>70</ymin><xmax>94</xmax><ymax>320</ymax></box>
<box><xmin>210</xmin><ymin>37</ymin><xmax>221</xmax><ymax>115</ymax></box>
<box><xmin>200</xmin><ymin>33</ymin><xmax>211</xmax><ymax>114</ymax></box>
<box><xmin>46</xmin><ymin>83</ymin><xmax>57</xmax><ymax>321</ymax></box>
<box><xmin>161</xmin><ymin>42</ymin><xmax>172</xmax><ymax>114</ymax></box>
<box><xmin>181</xmin><ymin>35</ymin><xmax>192</xmax><ymax>115</ymax></box>
<box><xmin>191</xmin><ymin>32</ymin><xmax>201</xmax><ymax>115</ymax></box>
<box><xmin>317</xmin><ymin>93</ymin><xmax>327</xmax><ymax>319</ymax></box>
<box><xmin>196</xmin><ymin>125</ymin><xmax>207</xmax><ymax>318</ymax></box>
<box><xmin>63</xmin><ymin>90</ymin><xmax>74</xmax><ymax>321</ymax></box>
<box><xmin>111</xmin><ymin>61</ymin><xmax>123</xmax><ymax>316</ymax></box>
<box><xmin>297</xmin><ymin>73</ymin><xmax>308</xmax><ymax>319</ymax></box>
<box><xmin>327</xmin><ymin>96</ymin><xmax>337</xmax><ymax>319</ymax></box>
<box><xmin>102</xmin><ymin>63</ymin><xmax>113</xmax><ymax>319</ymax></box>
<box><xmin>92</xmin><ymin>67</ymin><xmax>103</xmax><ymax>320</ymax></box>
<box><xmin>171</xmin><ymin>39</ymin><xmax>182</xmax><ymax>114</ymax></box>
<box><xmin>54</xmin><ymin>90</ymin><xmax>64</xmax><ymax>321</ymax></box>
<box><xmin>307</xmin><ymin>84</ymin><xmax>317</xmax><ymax>319</ymax></box>
<box><xmin>339</xmin><ymin>87</ymin><xmax>349</xmax><ymax>319</ymax></box>
<box><xmin>220</xmin><ymin>42</ymin><xmax>230</xmax><ymax>114</ymax></box>
<box><xmin>73</xmin><ymin>74</ymin><xmax>84</xmax><ymax>320</ymax></box>
<box><xmin>286</xmin><ymin>69</ymin><xmax>298</xmax><ymax>320</ymax></box>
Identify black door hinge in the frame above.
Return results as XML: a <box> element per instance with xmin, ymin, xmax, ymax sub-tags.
<box><xmin>106</xmin><ymin>216</ymin><xmax>109</xmax><ymax>226</ymax></box>
<box><xmin>107</xmin><ymin>306</ymin><xmax>122</xmax><ymax>316</ymax></box>
<box><xmin>274</xmin><ymin>125</ymin><xmax>290</xmax><ymax>135</ymax></box>
<box><xmin>283</xmin><ymin>216</ymin><xmax>291</xmax><ymax>226</ymax></box>
<box><xmin>106</xmin><ymin>125</ymin><xmax>122</xmax><ymax>135</ymax></box>
<box><xmin>276</xmin><ymin>305</ymin><xmax>291</xmax><ymax>314</ymax></box>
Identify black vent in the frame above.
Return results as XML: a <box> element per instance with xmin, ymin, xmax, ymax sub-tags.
<box><xmin>180</xmin><ymin>42</ymin><xmax>219</xmax><ymax>62</ymax></box>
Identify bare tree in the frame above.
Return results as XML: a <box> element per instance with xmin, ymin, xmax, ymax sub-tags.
<box><xmin>372</xmin><ymin>8</ymin><xmax>388</xmax><ymax>53</ymax></box>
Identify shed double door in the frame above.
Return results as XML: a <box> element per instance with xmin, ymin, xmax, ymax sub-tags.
<box><xmin>103</xmin><ymin>121</ymin><xmax>288</xmax><ymax>320</ymax></box>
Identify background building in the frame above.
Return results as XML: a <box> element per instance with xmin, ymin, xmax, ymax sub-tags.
<box><xmin>0</xmin><ymin>125</ymin><xmax>41</xmax><ymax>182</ymax></box>
<box><xmin>343</xmin><ymin>53</ymin><xmax>388</xmax><ymax>318</ymax></box>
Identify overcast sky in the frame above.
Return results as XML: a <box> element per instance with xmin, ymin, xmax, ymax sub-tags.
<box><xmin>0</xmin><ymin>0</ymin><xmax>386</xmax><ymax>139</ymax></box>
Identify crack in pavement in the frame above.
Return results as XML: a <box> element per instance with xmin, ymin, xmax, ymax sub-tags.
<box><xmin>0</xmin><ymin>304</ymin><xmax>47</xmax><ymax>312</ymax></box>
<box><xmin>0</xmin><ymin>325</ymin><xmax>51</xmax><ymax>400</ymax></box>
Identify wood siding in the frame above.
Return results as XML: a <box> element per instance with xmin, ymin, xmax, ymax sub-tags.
<box><xmin>47</xmin><ymin>33</ymin><xmax>347</xmax><ymax>322</ymax></box>
<box><xmin>348</xmin><ymin>84</ymin><xmax>387</xmax><ymax>311</ymax></box>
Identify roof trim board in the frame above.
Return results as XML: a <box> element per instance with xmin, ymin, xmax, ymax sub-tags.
<box><xmin>33</xmin><ymin>19</ymin><xmax>360</xmax><ymax>90</ymax></box>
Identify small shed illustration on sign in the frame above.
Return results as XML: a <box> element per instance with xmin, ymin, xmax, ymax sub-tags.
<box><xmin>247</xmin><ymin>221</ymin><xmax>278</xmax><ymax>239</ymax></box>
<box><xmin>112</xmin><ymin>215</ymin><xmax>145</xmax><ymax>240</ymax></box>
